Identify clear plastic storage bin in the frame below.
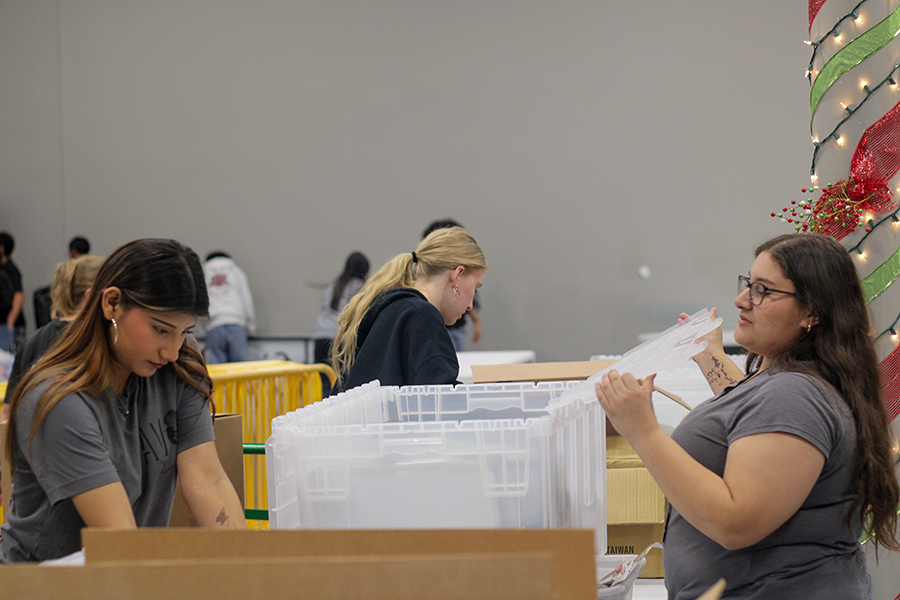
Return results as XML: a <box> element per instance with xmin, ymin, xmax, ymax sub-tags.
<box><xmin>266</xmin><ymin>380</ymin><xmax>606</xmax><ymax>553</ymax></box>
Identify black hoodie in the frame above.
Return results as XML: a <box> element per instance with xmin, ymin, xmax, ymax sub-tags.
<box><xmin>333</xmin><ymin>288</ymin><xmax>459</xmax><ymax>393</ymax></box>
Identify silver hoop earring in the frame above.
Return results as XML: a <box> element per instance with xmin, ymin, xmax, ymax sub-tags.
<box><xmin>111</xmin><ymin>317</ymin><xmax>118</xmax><ymax>346</ymax></box>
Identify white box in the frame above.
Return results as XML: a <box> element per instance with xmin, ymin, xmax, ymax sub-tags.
<box><xmin>266</xmin><ymin>380</ymin><xmax>606</xmax><ymax>553</ymax></box>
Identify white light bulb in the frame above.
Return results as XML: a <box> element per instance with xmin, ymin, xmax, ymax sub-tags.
<box><xmin>837</xmin><ymin>136</ymin><xmax>845</xmax><ymax>146</ymax></box>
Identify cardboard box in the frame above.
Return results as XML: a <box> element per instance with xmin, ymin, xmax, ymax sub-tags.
<box><xmin>606</xmin><ymin>435</ymin><xmax>666</xmax><ymax>578</ymax></box>
<box><xmin>1</xmin><ymin>414</ymin><xmax>244</xmax><ymax>528</ymax></box>
<box><xmin>169</xmin><ymin>413</ymin><xmax>244</xmax><ymax>527</ymax></box>
<box><xmin>0</xmin><ymin>553</ymin><xmax>557</xmax><ymax>600</ymax></box>
<box><xmin>471</xmin><ymin>360</ymin><xmax>616</xmax><ymax>384</ymax></box>
<box><xmin>82</xmin><ymin>528</ymin><xmax>594</xmax><ymax>599</ymax></box>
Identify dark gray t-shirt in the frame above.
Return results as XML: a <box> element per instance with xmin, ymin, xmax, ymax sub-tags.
<box><xmin>664</xmin><ymin>370</ymin><xmax>869</xmax><ymax>600</ymax></box>
<box><xmin>0</xmin><ymin>366</ymin><xmax>214</xmax><ymax>562</ymax></box>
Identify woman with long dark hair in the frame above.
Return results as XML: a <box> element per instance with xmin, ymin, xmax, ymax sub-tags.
<box><xmin>596</xmin><ymin>233</ymin><xmax>899</xmax><ymax>599</ymax></box>
<box><xmin>1</xmin><ymin>239</ymin><xmax>246</xmax><ymax>563</ymax></box>
<box><xmin>312</xmin><ymin>251</ymin><xmax>369</xmax><ymax>365</ymax></box>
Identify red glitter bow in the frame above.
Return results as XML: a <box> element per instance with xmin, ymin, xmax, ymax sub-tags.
<box><xmin>805</xmin><ymin>99</ymin><xmax>900</xmax><ymax>240</ymax></box>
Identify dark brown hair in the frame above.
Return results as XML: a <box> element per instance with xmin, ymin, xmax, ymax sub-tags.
<box><xmin>5</xmin><ymin>239</ymin><xmax>212</xmax><ymax>471</ymax></box>
<box><xmin>746</xmin><ymin>233</ymin><xmax>899</xmax><ymax>552</ymax></box>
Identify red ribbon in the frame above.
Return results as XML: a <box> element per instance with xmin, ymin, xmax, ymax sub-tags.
<box><xmin>813</xmin><ymin>99</ymin><xmax>900</xmax><ymax>240</ymax></box>
<box><xmin>809</xmin><ymin>0</ymin><xmax>828</xmax><ymax>32</ymax></box>
<box><xmin>880</xmin><ymin>343</ymin><xmax>900</xmax><ymax>423</ymax></box>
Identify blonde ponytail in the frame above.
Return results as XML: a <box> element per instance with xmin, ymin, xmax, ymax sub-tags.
<box><xmin>330</xmin><ymin>227</ymin><xmax>486</xmax><ymax>383</ymax></box>
<box><xmin>50</xmin><ymin>255</ymin><xmax>105</xmax><ymax>319</ymax></box>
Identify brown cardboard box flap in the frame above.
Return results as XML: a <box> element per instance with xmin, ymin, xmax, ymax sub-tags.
<box><xmin>169</xmin><ymin>413</ymin><xmax>244</xmax><ymax>527</ymax></box>
<box><xmin>607</xmin><ymin>468</ymin><xmax>667</xmax><ymax>525</ymax></box>
<box><xmin>472</xmin><ymin>360</ymin><xmax>616</xmax><ymax>383</ymax></box>
<box><xmin>83</xmin><ymin>528</ymin><xmax>595</xmax><ymax>600</ymax></box>
<box><xmin>0</xmin><ymin>553</ymin><xmax>556</xmax><ymax>600</ymax></box>
<box><xmin>606</xmin><ymin>435</ymin><xmax>666</xmax><ymax>526</ymax></box>
<box><xmin>605</xmin><ymin>434</ymin><xmax>667</xmax><ymax>578</ymax></box>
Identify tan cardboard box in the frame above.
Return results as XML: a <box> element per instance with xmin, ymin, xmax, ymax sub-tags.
<box><xmin>169</xmin><ymin>413</ymin><xmax>245</xmax><ymax>526</ymax></box>
<box><xmin>0</xmin><ymin>553</ymin><xmax>557</xmax><ymax>600</ymax></box>
<box><xmin>606</xmin><ymin>435</ymin><xmax>666</xmax><ymax>578</ymax></box>
<box><xmin>472</xmin><ymin>360</ymin><xmax>615</xmax><ymax>384</ymax></box>
<box><xmin>82</xmin><ymin>528</ymin><xmax>595</xmax><ymax>600</ymax></box>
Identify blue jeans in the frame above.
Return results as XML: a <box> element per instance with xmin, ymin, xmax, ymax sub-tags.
<box><xmin>447</xmin><ymin>327</ymin><xmax>466</xmax><ymax>352</ymax></box>
<box><xmin>206</xmin><ymin>324</ymin><xmax>248</xmax><ymax>364</ymax></box>
<box><xmin>0</xmin><ymin>324</ymin><xmax>12</xmax><ymax>353</ymax></box>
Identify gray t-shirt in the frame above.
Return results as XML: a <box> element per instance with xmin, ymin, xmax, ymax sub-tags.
<box><xmin>0</xmin><ymin>366</ymin><xmax>214</xmax><ymax>562</ymax></box>
<box><xmin>664</xmin><ymin>370</ymin><xmax>869</xmax><ymax>600</ymax></box>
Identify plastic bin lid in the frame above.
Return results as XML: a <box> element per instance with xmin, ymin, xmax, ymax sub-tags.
<box><xmin>551</xmin><ymin>308</ymin><xmax>722</xmax><ymax>408</ymax></box>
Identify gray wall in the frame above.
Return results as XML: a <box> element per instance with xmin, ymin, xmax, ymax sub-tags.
<box><xmin>1</xmin><ymin>0</ymin><xmax>810</xmax><ymax>359</ymax></box>
<box><xmin>4</xmin><ymin>2</ymin><xmax>900</xmax><ymax>594</ymax></box>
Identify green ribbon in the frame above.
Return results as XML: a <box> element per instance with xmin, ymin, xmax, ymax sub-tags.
<box><xmin>810</xmin><ymin>5</ymin><xmax>900</xmax><ymax>118</ymax></box>
<box><xmin>862</xmin><ymin>245</ymin><xmax>900</xmax><ymax>304</ymax></box>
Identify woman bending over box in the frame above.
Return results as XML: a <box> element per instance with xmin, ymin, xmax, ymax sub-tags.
<box><xmin>0</xmin><ymin>238</ymin><xmax>246</xmax><ymax>563</ymax></box>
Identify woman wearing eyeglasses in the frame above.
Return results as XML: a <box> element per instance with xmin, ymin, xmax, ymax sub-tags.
<box><xmin>595</xmin><ymin>233</ymin><xmax>899</xmax><ymax>599</ymax></box>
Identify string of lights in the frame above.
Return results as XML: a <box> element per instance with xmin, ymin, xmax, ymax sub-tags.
<box><xmin>805</xmin><ymin>0</ymin><xmax>870</xmax><ymax>83</ymax></box>
<box><xmin>810</xmin><ymin>62</ymin><xmax>900</xmax><ymax>178</ymax></box>
<box><xmin>847</xmin><ymin>205</ymin><xmax>900</xmax><ymax>254</ymax></box>
<box><xmin>875</xmin><ymin>310</ymin><xmax>900</xmax><ymax>342</ymax></box>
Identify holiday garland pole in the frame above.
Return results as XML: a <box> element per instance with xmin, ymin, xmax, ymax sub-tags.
<box><xmin>804</xmin><ymin>6</ymin><xmax>900</xmax><ymax>588</ymax></box>
<box><xmin>809</xmin><ymin>5</ymin><xmax>900</xmax><ymax>114</ymax></box>
<box><xmin>804</xmin><ymin>0</ymin><xmax>900</xmax><ymax>427</ymax></box>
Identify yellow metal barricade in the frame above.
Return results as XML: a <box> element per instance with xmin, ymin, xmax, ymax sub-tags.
<box><xmin>207</xmin><ymin>361</ymin><xmax>335</xmax><ymax>528</ymax></box>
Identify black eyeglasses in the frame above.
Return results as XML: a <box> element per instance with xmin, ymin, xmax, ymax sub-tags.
<box><xmin>737</xmin><ymin>275</ymin><xmax>797</xmax><ymax>306</ymax></box>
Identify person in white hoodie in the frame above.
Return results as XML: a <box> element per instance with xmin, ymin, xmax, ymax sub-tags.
<box><xmin>203</xmin><ymin>251</ymin><xmax>255</xmax><ymax>363</ymax></box>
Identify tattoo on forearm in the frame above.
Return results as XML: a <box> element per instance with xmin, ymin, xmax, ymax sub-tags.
<box><xmin>216</xmin><ymin>508</ymin><xmax>230</xmax><ymax>526</ymax></box>
<box><xmin>704</xmin><ymin>356</ymin><xmax>737</xmax><ymax>386</ymax></box>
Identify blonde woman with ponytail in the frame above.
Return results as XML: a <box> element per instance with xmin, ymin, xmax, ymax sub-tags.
<box><xmin>2</xmin><ymin>254</ymin><xmax>104</xmax><ymax>422</ymax></box>
<box><xmin>331</xmin><ymin>227</ymin><xmax>486</xmax><ymax>393</ymax></box>
<box><xmin>1</xmin><ymin>239</ymin><xmax>246</xmax><ymax>563</ymax></box>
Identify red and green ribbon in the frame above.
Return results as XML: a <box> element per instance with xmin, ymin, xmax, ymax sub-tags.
<box><xmin>810</xmin><ymin>4</ymin><xmax>900</xmax><ymax>117</ymax></box>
